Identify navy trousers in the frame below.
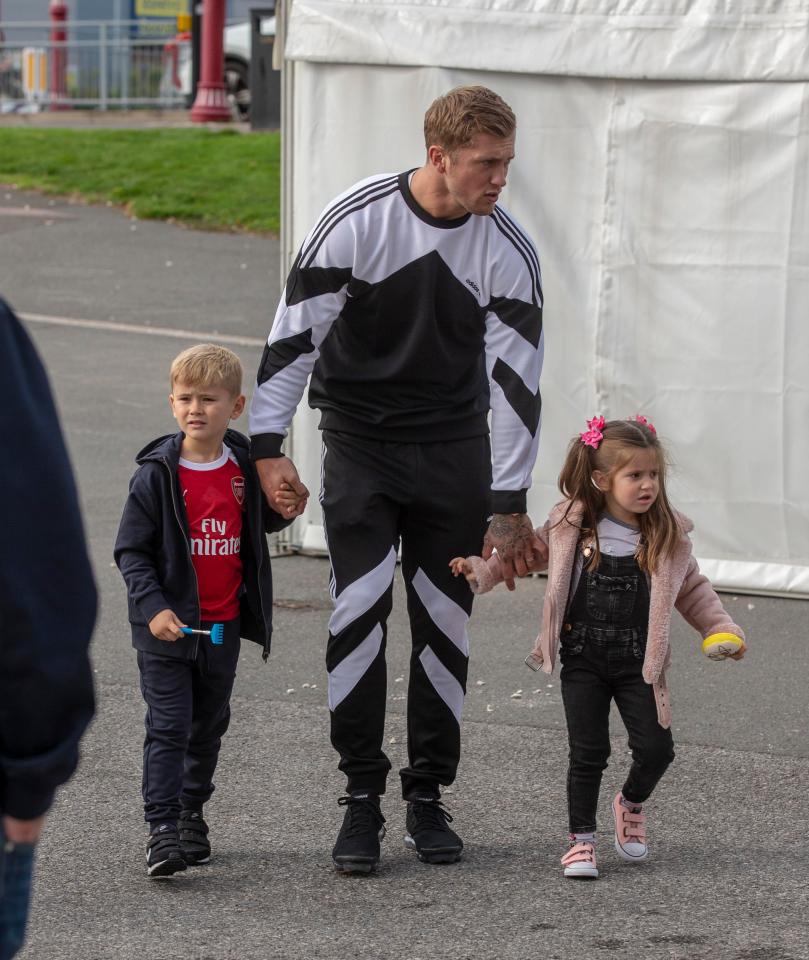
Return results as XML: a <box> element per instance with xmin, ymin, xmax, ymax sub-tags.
<box><xmin>137</xmin><ymin>619</ymin><xmax>241</xmax><ymax>824</ymax></box>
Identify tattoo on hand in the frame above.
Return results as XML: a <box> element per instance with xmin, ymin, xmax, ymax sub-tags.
<box><xmin>485</xmin><ymin>514</ymin><xmax>534</xmax><ymax>561</ymax></box>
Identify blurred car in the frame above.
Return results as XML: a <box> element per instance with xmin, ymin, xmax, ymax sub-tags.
<box><xmin>161</xmin><ymin>17</ymin><xmax>275</xmax><ymax>121</ymax></box>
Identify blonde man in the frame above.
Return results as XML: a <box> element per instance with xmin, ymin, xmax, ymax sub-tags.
<box><xmin>250</xmin><ymin>86</ymin><xmax>545</xmax><ymax>873</ymax></box>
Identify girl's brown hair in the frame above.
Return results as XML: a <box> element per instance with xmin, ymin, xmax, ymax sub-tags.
<box><xmin>557</xmin><ymin>419</ymin><xmax>681</xmax><ymax>574</ymax></box>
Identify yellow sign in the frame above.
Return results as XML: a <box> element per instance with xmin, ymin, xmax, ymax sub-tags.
<box><xmin>22</xmin><ymin>48</ymin><xmax>47</xmax><ymax>98</ymax></box>
<box><xmin>135</xmin><ymin>0</ymin><xmax>189</xmax><ymax>17</ymax></box>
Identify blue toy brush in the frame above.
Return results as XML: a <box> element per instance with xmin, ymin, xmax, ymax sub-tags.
<box><xmin>180</xmin><ymin>624</ymin><xmax>224</xmax><ymax>645</ymax></box>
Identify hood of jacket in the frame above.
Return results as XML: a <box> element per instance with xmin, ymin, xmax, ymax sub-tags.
<box><xmin>135</xmin><ymin>428</ymin><xmax>250</xmax><ymax>467</ymax></box>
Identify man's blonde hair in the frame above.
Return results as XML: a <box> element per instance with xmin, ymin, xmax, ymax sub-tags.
<box><xmin>170</xmin><ymin>343</ymin><xmax>243</xmax><ymax>397</ymax></box>
<box><xmin>424</xmin><ymin>85</ymin><xmax>516</xmax><ymax>155</ymax></box>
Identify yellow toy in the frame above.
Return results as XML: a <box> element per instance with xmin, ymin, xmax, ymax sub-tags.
<box><xmin>701</xmin><ymin>632</ymin><xmax>743</xmax><ymax>660</ymax></box>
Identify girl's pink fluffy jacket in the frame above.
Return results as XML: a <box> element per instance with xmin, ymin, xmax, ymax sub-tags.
<box><xmin>465</xmin><ymin>500</ymin><xmax>745</xmax><ymax>728</ymax></box>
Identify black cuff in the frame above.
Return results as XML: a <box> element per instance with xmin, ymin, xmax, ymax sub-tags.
<box><xmin>250</xmin><ymin>433</ymin><xmax>285</xmax><ymax>460</ymax></box>
<box><xmin>5</xmin><ymin>782</ymin><xmax>56</xmax><ymax>821</ymax></box>
<box><xmin>491</xmin><ymin>489</ymin><xmax>528</xmax><ymax>514</ymax></box>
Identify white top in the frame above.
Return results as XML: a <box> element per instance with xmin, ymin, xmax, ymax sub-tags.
<box><xmin>178</xmin><ymin>444</ymin><xmax>238</xmax><ymax>472</ymax></box>
<box><xmin>568</xmin><ymin>513</ymin><xmax>642</xmax><ymax>600</ymax></box>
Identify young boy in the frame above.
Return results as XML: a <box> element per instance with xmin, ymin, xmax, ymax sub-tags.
<box><xmin>114</xmin><ymin>344</ymin><xmax>289</xmax><ymax>878</ymax></box>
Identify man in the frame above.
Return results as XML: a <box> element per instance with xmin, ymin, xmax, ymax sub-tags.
<box><xmin>0</xmin><ymin>299</ymin><xmax>96</xmax><ymax>958</ymax></box>
<box><xmin>250</xmin><ymin>86</ymin><xmax>544</xmax><ymax>872</ymax></box>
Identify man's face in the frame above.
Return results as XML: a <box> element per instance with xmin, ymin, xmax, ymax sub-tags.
<box><xmin>441</xmin><ymin>132</ymin><xmax>515</xmax><ymax>217</ymax></box>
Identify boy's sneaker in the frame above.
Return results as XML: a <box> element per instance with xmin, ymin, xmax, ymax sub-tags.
<box><xmin>332</xmin><ymin>793</ymin><xmax>386</xmax><ymax>874</ymax></box>
<box><xmin>404</xmin><ymin>796</ymin><xmax>463</xmax><ymax>864</ymax></box>
<box><xmin>612</xmin><ymin>792</ymin><xmax>648</xmax><ymax>861</ymax></box>
<box><xmin>561</xmin><ymin>840</ymin><xmax>598</xmax><ymax>879</ymax></box>
<box><xmin>146</xmin><ymin>822</ymin><xmax>187</xmax><ymax>878</ymax></box>
<box><xmin>179</xmin><ymin>809</ymin><xmax>211</xmax><ymax>865</ymax></box>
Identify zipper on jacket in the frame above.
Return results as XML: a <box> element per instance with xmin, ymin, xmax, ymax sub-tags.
<box><xmin>163</xmin><ymin>456</ymin><xmax>201</xmax><ymax>658</ymax></box>
<box><xmin>252</xmin><ymin>482</ymin><xmax>271</xmax><ymax>661</ymax></box>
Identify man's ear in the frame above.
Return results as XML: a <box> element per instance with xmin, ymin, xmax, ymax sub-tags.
<box><xmin>427</xmin><ymin>144</ymin><xmax>448</xmax><ymax>173</ymax></box>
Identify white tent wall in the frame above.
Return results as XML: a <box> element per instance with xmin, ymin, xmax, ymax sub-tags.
<box><xmin>273</xmin><ymin>0</ymin><xmax>809</xmax><ymax>597</ymax></box>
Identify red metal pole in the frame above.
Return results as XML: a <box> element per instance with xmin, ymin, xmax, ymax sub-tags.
<box><xmin>49</xmin><ymin>0</ymin><xmax>68</xmax><ymax>108</ymax></box>
<box><xmin>190</xmin><ymin>0</ymin><xmax>230</xmax><ymax>122</ymax></box>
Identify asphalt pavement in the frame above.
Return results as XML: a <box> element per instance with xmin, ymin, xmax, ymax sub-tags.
<box><xmin>1</xmin><ymin>184</ymin><xmax>807</xmax><ymax>960</ymax></box>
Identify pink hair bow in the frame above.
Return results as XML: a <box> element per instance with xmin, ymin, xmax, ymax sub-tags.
<box><xmin>630</xmin><ymin>414</ymin><xmax>657</xmax><ymax>435</ymax></box>
<box><xmin>580</xmin><ymin>415</ymin><xmax>605</xmax><ymax>449</ymax></box>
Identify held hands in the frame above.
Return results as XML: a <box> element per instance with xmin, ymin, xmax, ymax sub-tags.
<box><xmin>255</xmin><ymin>456</ymin><xmax>310</xmax><ymax>518</ymax></box>
<box><xmin>276</xmin><ymin>481</ymin><xmax>307</xmax><ymax>514</ymax></box>
<box><xmin>482</xmin><ymin>513</ymin><xmax>544</xmax><ymax>590</ymax></box>
<box><xmin>148</xmin><ymin>608</ymin><xmax>187</xmax><ymax>642</ymax></box>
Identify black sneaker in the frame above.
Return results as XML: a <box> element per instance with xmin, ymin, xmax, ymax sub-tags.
<box><xmin>179</xmin><ymin>809</ymin><xmax>211</xmax><ymax>865</ymax></box>
<box><xmin>146</xmin><ymin>822</ymin><xmax>187</xmax><ymax>878</ymax></box>
<box><xmin>404</xmin><ymin>797</ymin><xmax>463</xmax><ymax>864</ymax></box>
<box><xmin>331</xmin><ymin>793</ymin><xmax>386</xmax><ymax>874</ymax></box>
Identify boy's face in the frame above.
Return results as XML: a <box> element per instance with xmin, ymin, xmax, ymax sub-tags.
<box><xmin>169</xmin><ymin>380</ymin><xmax>245</xmax><ymax>447</ymax></box>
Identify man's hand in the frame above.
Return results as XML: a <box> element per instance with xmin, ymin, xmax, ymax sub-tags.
<box><xmin>148</xmin><ymin>608</ymin><xmax>186</xmax><ymax>642</ymax></box>
<box><xmin>482</xmin><ymin>514</ymin><xmax>543</xmax><ymax>586</ymax></box>
<box><xmin>3</xmin><ymin>814</ymin><xmax>46</xmax><ymax>846</ymax></box>
<box><xmin>255</xmin><ymin>456</ymin><xmax>310</xmax><ymax>518</ymax></box>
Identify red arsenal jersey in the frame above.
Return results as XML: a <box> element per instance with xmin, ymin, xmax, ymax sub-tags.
<box><xmin>178</xmin><ymin>445</ymin><xmax>245</xmax><ymax>621</ymax></box>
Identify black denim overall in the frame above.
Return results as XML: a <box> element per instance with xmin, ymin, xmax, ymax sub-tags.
<box><xmin>560</xmin><ymin>546</ymin><xmax>675</xmax><ymax>833</ymax></box>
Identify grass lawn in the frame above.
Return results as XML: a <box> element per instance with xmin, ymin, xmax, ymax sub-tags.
<box><xmin>0</xmin><ymin>127</ymin><xmax>281</xmax><ymax>234</ymax></box>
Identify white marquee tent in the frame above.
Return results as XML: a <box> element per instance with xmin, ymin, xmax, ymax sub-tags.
<box><xmin>271</xmin><ymin>0</ymin><xmax>809</xmax><ymax>597</ymax></box>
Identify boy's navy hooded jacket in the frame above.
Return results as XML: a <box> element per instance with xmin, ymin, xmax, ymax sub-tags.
<box><xmin>114</xmin><ymin>429</ymin><xmax>289</xmax><ymax>660</ymax></box>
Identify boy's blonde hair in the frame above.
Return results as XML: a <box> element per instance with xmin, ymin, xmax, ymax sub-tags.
<box><xmin>424</xmin><ymin>85</ymin><xmax>516</xmax><ymax>156</ymax></box>
<box><xmin>170</xmin><ymin>343</ymin><xmax>243</xmax><ymax>397</ymax></box>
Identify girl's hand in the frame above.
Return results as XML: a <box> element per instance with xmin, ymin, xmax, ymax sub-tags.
<box><xmin>728</xmin><ymin>639</ymin><xmax>747</xmax><ymax>660</ymax></box>
<box><xmin>449</xmin><ymin>557</ymin><xmax>478</xmax><ymax>585</ymax></box>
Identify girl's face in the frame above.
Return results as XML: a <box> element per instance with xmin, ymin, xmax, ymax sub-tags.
<box><xmin>595</xmin><ymin>448</ymin><xmax>660</xmax><ymax>527</ymax></box>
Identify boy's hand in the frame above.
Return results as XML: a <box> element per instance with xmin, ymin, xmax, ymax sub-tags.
<box><xmin>277</xmin><ymin>481</ymin><xmax>305</xmax><ymax>510</ymax></box>
<box><xmin>148</xmin><ymin>609</ymin><xmax>186</xmax><ymax>642</ymax></box>
<box><xmin>449</xmin><ymin>556</ymin><xmax>478</xmax><ymax>586</ymax></box>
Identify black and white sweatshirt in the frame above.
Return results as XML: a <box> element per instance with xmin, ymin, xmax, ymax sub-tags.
<box><xmin>249</xmin><ymin>170</ymin><xmax>544</xmax><ymax>514</ymax></box>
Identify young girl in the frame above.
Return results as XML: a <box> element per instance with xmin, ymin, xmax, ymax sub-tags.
<box><xmin>450</xmin><ymin>416</ymin><xmax>746</xmax><ymax>879</ymax></box>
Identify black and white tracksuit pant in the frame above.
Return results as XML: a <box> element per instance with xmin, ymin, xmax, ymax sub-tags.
<box><xmin>320</xmin><ymin>429</ymin><xmax>491</xmax><ymax>800</ymax></box>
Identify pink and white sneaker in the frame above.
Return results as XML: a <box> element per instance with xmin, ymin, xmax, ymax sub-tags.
<box><xmin>561</xmin><ymin>840</ymin><xmax>598</xmax><ymax>879</ymax></box>
<box><xmin>612</xmin><ymin>792</ymin><xmax>648</xmax><ymax>861</ymax></box>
